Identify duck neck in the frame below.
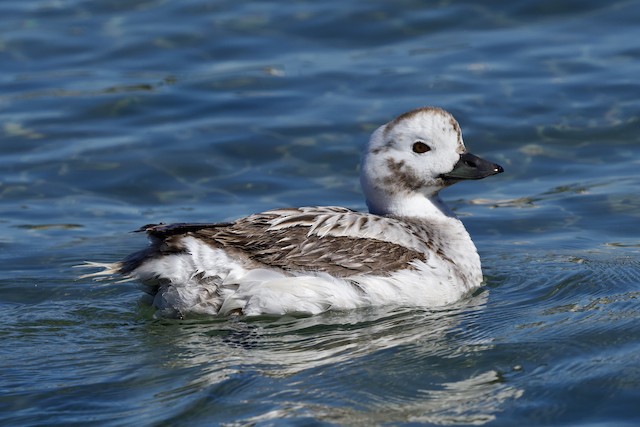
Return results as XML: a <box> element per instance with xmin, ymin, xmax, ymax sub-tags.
<box><xmin>368</xmin><ymin>191</ymin><xmax>457</xmax><ymax>221</ymax></box>
<box><xmin>368</xmin><ymin>190</ymin><xmax>482</xmax><ymax>287</ymax></box>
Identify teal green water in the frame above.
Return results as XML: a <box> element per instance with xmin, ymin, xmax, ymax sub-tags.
<box><xmin>2</xmin><ymin>1</ymin><xmax>640</xmax><ymax>425</ymax></box>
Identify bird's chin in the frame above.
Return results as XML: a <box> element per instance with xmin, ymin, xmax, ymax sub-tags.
<box><xmin>439</xmin><ymin>176</ymin><xmax>465</xmax><ymax>187</ymax></box>
<box><xmin>414</xmin><ymin>183</ymin><xmax>448</xmax><ymax>197</ymax></box>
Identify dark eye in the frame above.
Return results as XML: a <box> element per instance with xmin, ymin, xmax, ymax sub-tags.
<box><xmin>412</xmin><ymin>141</ymin><xmax>431</xmax><ymax>154</ymax></box>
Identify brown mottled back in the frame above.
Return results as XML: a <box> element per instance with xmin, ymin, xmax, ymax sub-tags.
<box><xmin>122</xmin><ymin>208</ymin><xmax>428</xmax><ymax>277</ymax></box>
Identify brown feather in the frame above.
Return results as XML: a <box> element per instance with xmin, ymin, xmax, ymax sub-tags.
<box><xmin>121</xmin><ymin>208</ymin><xmax>429</xmax><ymax>277</ymax></box>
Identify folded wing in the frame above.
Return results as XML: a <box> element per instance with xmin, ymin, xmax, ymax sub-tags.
<box><xmin>123</xmin><ymin>206</ymin><xmax>431</xmax><ymax>277</ymax></box>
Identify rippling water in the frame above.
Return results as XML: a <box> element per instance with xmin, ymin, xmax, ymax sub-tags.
<box><xmin>2</xmin><ymin>0</ymin><xmax>640</xmax><ymax>425</ymax></box>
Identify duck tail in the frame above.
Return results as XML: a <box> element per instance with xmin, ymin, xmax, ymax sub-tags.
<box><xmin>74</xmin><ymin>261</ymin><xmax>132</xmax><ymax>282</ymax></box>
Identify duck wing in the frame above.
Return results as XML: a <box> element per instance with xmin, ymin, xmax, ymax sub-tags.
<box><xmin>124</xmin><ymin>206</ymin><xmax>431</xmax><ymax>277</ymax></box>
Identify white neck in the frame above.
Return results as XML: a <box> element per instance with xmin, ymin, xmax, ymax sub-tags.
<box><xmin>367</xmin><ymin>191</ymin><xmax>456</xmax><ymax>220</ymax></box>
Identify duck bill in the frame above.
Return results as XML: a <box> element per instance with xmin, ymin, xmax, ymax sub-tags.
<box><xmin>441</xmin><ymin>152</ymin><xmax>504</xmax><ymax>184</ymax></box>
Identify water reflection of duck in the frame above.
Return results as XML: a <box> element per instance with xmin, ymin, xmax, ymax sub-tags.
<box><xmin>79</xmin><ymin>107</ymin><xmax>503</xmax><ymax>318</ymax></box>
<box><xmin>143</xmin><ymin>298</ymin><xmax>522</xmax><ymax>425</ymax></box>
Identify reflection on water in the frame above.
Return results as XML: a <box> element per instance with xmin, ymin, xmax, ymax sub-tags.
<box><xmin>147</xmin><ymin>292</ymin><xmax>522</xmax><ymax>424</ymax></box>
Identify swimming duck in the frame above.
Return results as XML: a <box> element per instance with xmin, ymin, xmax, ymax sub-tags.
<box><xmin>81</xmin><ymin>107</ymin><xmax>503</xmax><ymax>317</ymax></box>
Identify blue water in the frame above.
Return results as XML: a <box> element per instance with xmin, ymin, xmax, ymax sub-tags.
<box><xmin>2</xmin><ymin>0</ymin><xmax>640</xmax><ymax>425</ymax></box>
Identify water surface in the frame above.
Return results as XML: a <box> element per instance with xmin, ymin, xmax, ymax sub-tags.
<box><xmin>1</xmin><ymin>0</ymin><xmax>640</xmax><ymax>425</ymax></box>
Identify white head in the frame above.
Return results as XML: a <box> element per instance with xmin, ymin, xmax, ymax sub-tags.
<box><xmin>360</xmin><ymin>107</ymin><xmax>503</xmax><ymax>218</ymax></box>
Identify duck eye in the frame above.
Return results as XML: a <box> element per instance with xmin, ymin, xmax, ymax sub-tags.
<box><xmin>412</xmin><ymin>141</ymin><xmax>431</xmax><ymax>154</ymax></box>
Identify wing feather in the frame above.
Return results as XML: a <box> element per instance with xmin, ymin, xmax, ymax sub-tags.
<box><xmin>129</xmin><ymin>207</ymin><xmax>435</xmax><ymax>277</ymax></box>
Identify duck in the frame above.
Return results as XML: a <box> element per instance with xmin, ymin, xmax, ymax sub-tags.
<box><xmin>80</xmin><ymin>107</ymin><xmax>503</xmax><ymax>317</ymax></box>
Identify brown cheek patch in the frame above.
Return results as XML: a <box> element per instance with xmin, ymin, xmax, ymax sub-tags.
<box><xmin>382</xmin><ymin>158</ymin><xmax>426</xmax><ymax>192</ymax></box>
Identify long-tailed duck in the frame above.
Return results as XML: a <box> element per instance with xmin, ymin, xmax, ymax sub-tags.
<box><xmin>80</xmin><ymin>107</ymin><xmax>503</xmax><ymax>317</ymax></box>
